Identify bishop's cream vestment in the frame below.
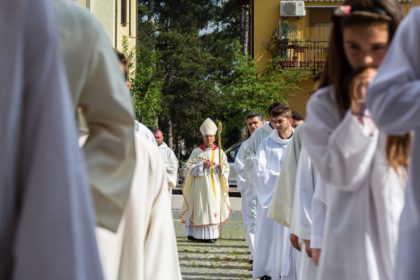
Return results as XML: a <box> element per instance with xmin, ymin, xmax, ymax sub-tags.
<box><xmin>303</xmin><ymin>86</ymin><xmax>406</xmax><ymax>280</ymax></box>
<box><xmin>366</xmin><ymin>8</ymin><xmax>420</xmax><ymax>280</ymax></box>
<box><xmin>0</xmin><ymin>1</ymin><xmax>102</xmax><ymax>278</ymax></box>
<box><xmin>181</xmin><ymin>145</ymin><xmax>231</xmax><ymax>240</ymax></box>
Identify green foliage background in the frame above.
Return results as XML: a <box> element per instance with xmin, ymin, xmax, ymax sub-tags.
<box><xmin>125</xmin><ymin>0</ymin><xmax>309</xmax><ymax>158</ymax></box>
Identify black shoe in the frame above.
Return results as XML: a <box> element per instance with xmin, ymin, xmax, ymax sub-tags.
<box><xmin>202</xmin><ymin>239</ymin><xmax>217</xmax><ymax>243</ymax></box>
<box><xmin>187</xmin><ymin>236</ymin><xmax>196</xmax><ymax>241</ymax></box>
<box><xmin>260</xmin><ymin>276</ymin><xmax>271</xmax><ymax>280</ymax></box>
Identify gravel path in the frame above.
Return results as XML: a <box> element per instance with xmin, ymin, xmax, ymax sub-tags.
<box><xmin>173</xmin><ymin>210</ymin><xmax>254</xmax><ymax>279</ymax></box>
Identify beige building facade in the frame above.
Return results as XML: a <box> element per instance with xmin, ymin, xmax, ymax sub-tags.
<box><xmin>76</xmin><ymin>0</ymin><xmax>137</xmax><ymax>51</ymax></box>
<box><xmin>251</xmin><ymin>0</ymin><xmax>420</xmax><ymax>115</ymax></box>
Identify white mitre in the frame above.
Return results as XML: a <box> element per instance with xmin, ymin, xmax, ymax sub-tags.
<box><xmin>200</xmin><ymin>118</ymin><xmax>217</xmax><ymax>136</ymax></box>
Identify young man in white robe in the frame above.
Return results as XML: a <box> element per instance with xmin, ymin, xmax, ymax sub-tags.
<box><xmin>0</xmin><ymin>1</ymin><xmax>103</xmax><ymax>278</ymax></box>
<box><xmin>269</xmin><ymin>125</ymin><xmax>304</xmax><ymax>278</ymax></box>
<box><xmin>268</xmin><ymin>125</ymin><xmax>303</xmax><ymax>229</ymax></box>
<box><xmin>242</xmin><ymin>103</ymin><xmax>285</xmax><ymax>187</ymax></box>
<box><xmin>235</xmin><ymin>112</ymin><xmax>263</xmax><ymax>262</ymax></box>
<box><xmin>366</xmin><ymin>7</ymin><xmax>420</xmax><ymax>279</ymax></box>
<box><xmin>154</xmin><ymin>129</ymin><xmax>179</xmax><ymax>191</ymax></box>
<box><xmin>253</xmin><ymin>106</ymin><xmax>296</xmax><ymax>280</ymax></box>
<box><xmin>181</xmin><ymin>118</ymin><xmax>231</xmax><ymax>242</ymax></box>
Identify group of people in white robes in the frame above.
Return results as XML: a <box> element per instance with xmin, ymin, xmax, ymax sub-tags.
<box><xmin>1</xmin><ymin>1</ymin><xmax>181</xmax><ymax>279</ymax></box>
<box><xmin>231</xmin><ymin>3</ymin><xmax>420</xmax><ymax>280</ymax></box>
<box><xmin>268</xmin><ymin>1</ymin><xmax>420</xmax><ymax>280</ymax></box>
<box><xmin>235</xmin><ymin>104</ymin><xmax>298</xmax><ymax>280</ymax></box>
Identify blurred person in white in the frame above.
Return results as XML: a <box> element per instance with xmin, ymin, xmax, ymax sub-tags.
<box><xmin>235</xmin><ymin>112</ymin><xmax>263</xmax><ymax>262</ymax></box>
<box><xmin>0</xmin><ymin>0</ymin><xmax>103</xmax><ymax>279</ymax></box>
<box><xmin>302</xmin><ymin>1</ymin><xmax>408</xmax><ymax>279</ymax></box>
<box><xmin>290</xmin><ymin>145</ymin><xmax>320</xmax><ymax>280</ymax></box>
<box><xmin>53</xmin><ymin>0</ymin><xmax>136</xmax><ymax>233</ymax></box>
<box><xmin>53</xmin><ymin>2</ymin><xmax>181</xmax><ymax>279</ymax></box>
<box><xmin>366</xmin><ymin>7</ymin><xmax>420</xmax><ymax>280</ymax></box>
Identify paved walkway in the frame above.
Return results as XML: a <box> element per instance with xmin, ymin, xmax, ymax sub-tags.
<box><xmin>172</xmin><ymin>208</ymin><xmax>254</xmax><ymax>279</ymax></box>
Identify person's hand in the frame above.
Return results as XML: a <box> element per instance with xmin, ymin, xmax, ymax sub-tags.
<box><xmin>303</xmin><ymin>239</ymin><xmax>312</xmax><ymax>258</ymax></box>
<box><xmin>203</xmin><ymin>159</ymin><xmax>213</xmax><ymax>169</ymax></box>
<box><xmin>311</xmin><ymin>248</ymin><xmax>321</xmax><ymax>266</ymax></box>
<box><xmin>290</xmin><ymin>233</ymin><xmax>301</xmax><ymax>251</ymax></box>
<box><xmin>203</xmin><ymin>159</ymin><xmax>211</xmax><ymax>168</ymax></box>
<box><xmin>350</xmin><ymin>68</ymin><xmax>377</xmax><ymax>116</ymax></box>
<box><xmin>215</xmin><ymin>164</ymin><xmax>222</xmax><ymax>173</ymax></box>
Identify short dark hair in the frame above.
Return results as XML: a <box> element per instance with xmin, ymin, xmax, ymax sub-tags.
<box><xmin>152</xmin><ymin>128</ymin><xmax>163</xmax><ymax>135</ymax></box>
<box><xmin>270</xmin><ymin>106</ymin><xmax>292</xmax><ymax>118</ymax></box>
<box><xmin>245</xmin><ymin>112</ymin><xmax>263</xmax><ymax>121</ymax></box>
<box><xmin>115</xmin><ymin>49</ymin><xmax>129</xmax><ymax>81</ymax></box>
<box><xmin>267</xmin><ymin>102</ymin><xmax>286</xmax><ymax>115</ymax></box>
<box><xmin>292</xmin><ymin>111</ymin><xmax>304</xmax><ymax>121</ymax></box>
<box><xmin>115</xmin><ymin>50</ymin><xmax>127</xmax><ymax>65</ymax></box>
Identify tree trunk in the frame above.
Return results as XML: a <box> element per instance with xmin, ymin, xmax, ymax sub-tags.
<box><xmin>148</xmin><ymin>0</ymin><xmax>155</xmax><ymax>25</ymax></box>
<box><xmin>240</xmin><ymin>5</ymin><xmax>250</xmax><ymax>55</ymax></box>
<box><xmin>167</xmin><ymin>117</ymin><xmax>174</xmax><ymax>149</ymax></box>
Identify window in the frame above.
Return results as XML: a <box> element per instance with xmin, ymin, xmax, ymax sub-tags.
<box><xmin>121</xmin><ymin>0</ymin><xmax>127</xmax><ymax>26</ymax></box>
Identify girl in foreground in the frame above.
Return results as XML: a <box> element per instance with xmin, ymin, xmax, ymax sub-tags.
<box><xmin>302</xmin><ymin>1</ymin><xmax>410</xmax><ymax>279</ymax></box>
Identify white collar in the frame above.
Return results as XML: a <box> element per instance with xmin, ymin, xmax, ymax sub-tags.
<box><xmin>268</xmin><ymin>128</ymin><xmax>293</xmax><ymax>145</ymax></box>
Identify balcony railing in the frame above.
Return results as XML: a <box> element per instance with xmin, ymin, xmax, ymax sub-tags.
<box><xmin>276</xmin><ymin>40</ymin><xmax>329</xmax><ymax>72</ymax></box>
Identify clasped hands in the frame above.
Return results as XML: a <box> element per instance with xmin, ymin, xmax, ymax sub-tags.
<box><xmin>202</xmin><ymin>158</ymin><xmax>222</xmax><ymax>172</ymax></box>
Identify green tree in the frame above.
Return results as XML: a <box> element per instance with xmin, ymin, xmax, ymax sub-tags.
<box><xmin>133</xmin><ymin>1</ymin><xmax>308</xmax><ymax>156</ymax></box>
<box><xmin>221</xmin><ymin>43</ymin><xmax>310</xmax><ymax>146</ymax></box>
<box><xmin>122</xmin><ymin>33</ymin><xmax>163</xmax><ymax>128</ymax></box>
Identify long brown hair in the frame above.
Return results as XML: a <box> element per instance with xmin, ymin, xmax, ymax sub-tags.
<box><xmin>320</xmin><ymin>0</ymin><xmax>410</xmax><ymax>170</ymax></box>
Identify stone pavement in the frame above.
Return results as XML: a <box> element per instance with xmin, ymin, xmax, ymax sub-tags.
<box><xmin>172</xmin><ymin>205</ymin><xmax>254</xmax><ymax>279</ymax></box>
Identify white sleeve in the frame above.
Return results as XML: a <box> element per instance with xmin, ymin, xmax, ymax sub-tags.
<box><xmin>297</xmin><ymin>148</ymin><xmax>316</xmax><ymax>240</ymax></box>
<box><xmin>235</xmin><ymin>143</ymin><xmax>247</xmax><ymax>192</ymax></box>
<box><xmin>310</xmin><ymin>175</ymin><xmax>327</xmax><ymax>249</ymax></box>
<box><xmin>367</xmin><ymin>8</ymin><xmax>420</xmax><ymax>134</ymax></box>
<box><xmin>303</xmin><ymin>91</ymin><xmax>379</xmax><ymax>191</ymax></box>
<box><xmin>242</xmin><ymin>134</ymin><xmax>258</xmax><ymax>185</ymax></box>
<box><xmin>190</xmin><ymin>162</ymin><xmax>204</xmax><ymax>177</ymax></box>
<box><xmin>254</xmin><ymin>141</ymin><xmax>279</xmax><ymax>208</ymax></box>
<box><xmin>166</xmin><ymin>149</ymin><xmax>179</xmax><ymax>188</ymax></box>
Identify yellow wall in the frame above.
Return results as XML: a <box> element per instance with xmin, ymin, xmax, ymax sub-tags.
<box><xmin>76</xmin><ymin>0</ymin><xmax>137</xmax><ymax>52</ymax></box>
<box><xmin>253</xmin><ymin>0</ymin><xmax>279</xmax><ymax>72</ymax></box>
<box><xmin>115</xmin><ymin>0</ymin><xmax>138</xmax><ymax>52</ymax></box>
<box><xmin>253</xmin><ymin>0</ymin><xmax>420</xmax><ymax>115</ymax></box>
